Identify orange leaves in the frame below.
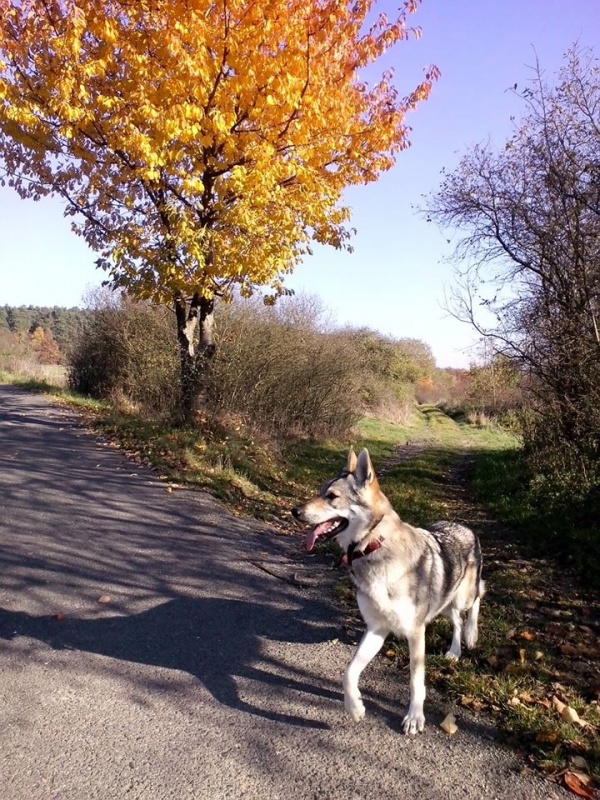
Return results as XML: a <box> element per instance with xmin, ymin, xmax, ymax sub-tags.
<box><xmin>563</xmin><ymin>772</ymin><xmax>596</xmax><ymax>799</ymax></box>
<box><xmin>0</xmin><ymin>0</ymin><xmax>436</xmax><ymax>303</ymax></box>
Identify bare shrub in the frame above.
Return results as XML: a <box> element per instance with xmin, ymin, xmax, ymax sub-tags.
<box><xmin>68</xmin><ymin>293</ymin><xmax>180</xmax><ymax>417</ymax></box>
<box><xmin>207</xmin><ymin>299</ymin><xmax>362</xmax><ymax>439</ymax></box>
<box><xmin>67</xmin><ymin>292</ymin><xmax>439</xmax><ymax>441</ymax></box>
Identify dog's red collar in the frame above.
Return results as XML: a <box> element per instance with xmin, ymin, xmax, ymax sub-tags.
<box><xmin>347</xmin><ymin>537</ymin><xmax>384</xmax><ymax>566</ymax></box>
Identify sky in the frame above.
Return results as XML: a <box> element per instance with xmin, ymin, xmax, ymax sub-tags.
<box><xmin>1</xmin><ymin>0</ymin><xmax>599</xmax><ymax>368</ymax></box>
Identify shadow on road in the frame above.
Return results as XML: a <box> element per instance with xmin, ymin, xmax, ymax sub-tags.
<box><xmin>0</xmin><ymin>595</ymin><xmax>340</xmax><ymax>729</ymax></box>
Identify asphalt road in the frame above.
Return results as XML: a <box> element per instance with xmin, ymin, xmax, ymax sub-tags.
<box><xmin>0</xmin><ymin>385</ymin><xmax>568</xmax><ymax>800</ymax></box>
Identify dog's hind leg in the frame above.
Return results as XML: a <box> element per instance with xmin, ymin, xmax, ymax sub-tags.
<box><xmin>343</xmin><ymin>626</ymin><xmax>388</xmax><ymax>723</ymax></box>
<box><xmin>464</xmin><ymin>595</ymin><xmax>481</xmax><ymax>649</ymax></box>
<box><xmin>403</xmin><ymin>624</ymin><xmax>426</xmax><ymax>734</ymax></box>
<box><xmin>445</xmin><ymin>606</ymin><xmax>463</xmax><ymax>661</ymax></box>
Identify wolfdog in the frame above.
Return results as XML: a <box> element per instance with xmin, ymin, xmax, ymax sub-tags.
<box><xmin>293</xmin><ymin>447</ymin><xmax>484</xmax><ymax>734</ymax></box>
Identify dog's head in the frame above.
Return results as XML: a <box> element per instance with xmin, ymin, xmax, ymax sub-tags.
<box><xmin>292</xmin><ymin>447</ymin><xmax>383</xmax><ymax>552</ymax></box>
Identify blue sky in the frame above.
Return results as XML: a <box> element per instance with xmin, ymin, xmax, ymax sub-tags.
<box><xmin>1</xmin><ymin>0</ymin><xmax>599</xmax><ymax>367</ymax></box>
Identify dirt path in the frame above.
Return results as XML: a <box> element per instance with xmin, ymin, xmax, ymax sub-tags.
<box><xmin>0</xmin><ymin>386</ymin><xmax>573</xmax><ymax>800</ymax></box>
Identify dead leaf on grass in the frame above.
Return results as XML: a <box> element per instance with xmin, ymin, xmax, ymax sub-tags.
<box><xmin>563</xmin><ymin>771</ymin><xmax>596</xmax><ymax>799</ymax></box>
<box><xmin>536</xmin><ymin>730</ymin><xmax>560</xmax><ymax>744</ymax></box>
<box><xmin>552</xmin><ymin>696</ymin><xmax>594</xmax><ymax>729</ymax></box>
<box><xmin>517</xmin><ymin>691</ymin><xmax>536</xmax><ymax>704</ymax></box>
<box><xmin>519</xmin><ymin>630</ymin><xmax>536</xmax><ymax>641</ymax></box>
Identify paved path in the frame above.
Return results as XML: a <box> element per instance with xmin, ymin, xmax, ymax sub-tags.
<box><xmin>0</xmin><ymin>386</ymin><xmax>567</xmax><ymax>800</ymax></box>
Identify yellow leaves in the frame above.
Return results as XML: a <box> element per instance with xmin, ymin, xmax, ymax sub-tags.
<box><xmin>0</xmin><ymin>0</ymin><xmax>436</xmax><ymax>304</ymax></box>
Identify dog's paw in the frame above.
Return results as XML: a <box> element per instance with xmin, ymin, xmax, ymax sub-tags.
<box><xmin>444</xmin><ymin>648</ymin><xmax>460</xmax><ymax>662</ymax></box>
<box><xmin>402</xmin><ymin>709</ymin><xmax>425</xmax><ymax>735</ymax></box>
<box><xmin>344</xmin><ymin>694</ymin><xmax>366</xmax><ymax>723</ymax></box>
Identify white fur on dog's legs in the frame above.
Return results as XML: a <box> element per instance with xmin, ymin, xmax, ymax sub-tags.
<box><xmin>464</xmin><ymin>596</ymin><xmax>481</xmax><ymax>649</ymax></box>
<box><xmin>343</xmin><ymin>627</ymin><xmax>388</xmax><ymax>722</ymax></box>
<box><xmin>445</xmin><ymin>607</ymin><xmax>463</xmax><ymax>661</ymax></box>
<box><xmin>403</xmin><ymin>625</ymin><xmax>426</xmax><ymax>734</ymax></box>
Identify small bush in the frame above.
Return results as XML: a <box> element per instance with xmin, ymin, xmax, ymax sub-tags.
<box><xmin>68</xmin><ymin>294</ymin><xmax>180</xmax><ymax>418</ymax></box>
<box><xmin>207</xmin><ymin>300</ymin><xmax>362</xmax><ymax>439</ymax></box>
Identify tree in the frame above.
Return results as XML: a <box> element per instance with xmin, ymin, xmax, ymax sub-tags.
<box><xmin>426</xmin><ymin>45</ymin><xmax>600</xmax><ymax>498</ymax></box>
<box><xmin>29</xmin><ymin>324</ymin><xmax>63</xmax><ymax>364</ymax></box>
<box><xmin>0</xmin><ymin>0</ymin><xmax>437</xmax><ymax>417</ymax></box>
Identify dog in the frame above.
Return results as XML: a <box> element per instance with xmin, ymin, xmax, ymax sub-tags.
<box><xmin>292</xmin><ymin>447</ymin><xmax>484</xmax><ymax>734</ymax></box>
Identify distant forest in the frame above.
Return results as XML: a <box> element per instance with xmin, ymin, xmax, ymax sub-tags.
<box><xmin>0</xmin><ymin>305</ymin><xmax>89</xmax><ymax>350</ymax></box>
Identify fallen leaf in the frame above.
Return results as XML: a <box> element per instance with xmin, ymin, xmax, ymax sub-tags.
<box><xmin>552</xmin><ymin>696</ymin><xmax>567</xmax><ymax>714</ymax></box>
<box><xmin>564</xmin><ymin>771</ymin><xmax>595</xmax><ymax>799</ymax></box>
<box><xmin>552</xmin><ymin>696</ymin><xmax>589</xmax><ymax>727</ymax></box>
<box><xmin>536</xmin><ymin>730</ymin><xmax>559</xmax><ymax>744</ymax></box>
<box><xmin>562</xmin><ymin>705</ymin><xmax>581</xmax><ymax>724</ymax></box>
<box><xmin>440</xmin><ymin>713</ymin><xmax>458</xmax><ymax>735</ymax></box>
<box><xmin>519</xmin><ymin>630</ymin><xmax>536</xmax><ymax>641</ymax></box>
<box><xmin>518</xmin><ymin>692</ymin><xmax>536</xmax><ymax>704</ymax></box>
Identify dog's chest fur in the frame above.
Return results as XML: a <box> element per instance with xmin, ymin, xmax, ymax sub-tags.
<box><xmin>351</xmin><ymin>556</ymin><xmax>420</xmax><ymax>637</ymax></box>
<box><xmin>349</xmin><ymin>523</ymin><xmax>474</xmax><ymax>635</ymax></box>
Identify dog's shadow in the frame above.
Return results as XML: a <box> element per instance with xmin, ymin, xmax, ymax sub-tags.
<box><xmin>0</xmin><ymin>596</ymin><xmax>341</xmax><ymax>729</ymax></box>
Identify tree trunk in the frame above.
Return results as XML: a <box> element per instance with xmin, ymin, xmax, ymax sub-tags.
<box><xmin>174</xmin><ymin>292</ymin><xmax>216</xmax><ymax>421</ymax></box>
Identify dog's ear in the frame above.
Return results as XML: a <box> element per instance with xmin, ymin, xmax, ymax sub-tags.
<box><xmin>347</xmin><ymin>447</ymin><xmax>357</xmax><ymax>473</ymax></box>
<box><xmin>355</xmin><ymin>448</ymin><xmax>376</xmax><ymax>486</ymax></box>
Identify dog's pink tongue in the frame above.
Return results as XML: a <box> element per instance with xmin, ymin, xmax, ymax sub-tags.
<box><xmin>305</xmin><ymin>523</ymin><xmax>330</xmax><ymax>552</ymax></box>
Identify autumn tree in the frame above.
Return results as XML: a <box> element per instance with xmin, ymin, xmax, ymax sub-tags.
<box><xmin>427</xmin><ymin>46</ymin><xmax>600</xmax><ymax>511</ymax></box>
<box><xmin>0</xmin><ymin>0</ymin><xmax>437</xmax><ymax>417</ymax></box>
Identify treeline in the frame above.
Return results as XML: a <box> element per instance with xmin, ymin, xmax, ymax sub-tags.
<box><xmin>0</xmin><ymin>305</ymin><xmax>89</xmax><ymax>352</ymax></box>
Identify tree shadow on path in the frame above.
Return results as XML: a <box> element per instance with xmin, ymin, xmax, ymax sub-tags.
<box><xmin>0</xmin><ymin>595</ymin><xmax>341</xmax><ymax>729</ymax></box>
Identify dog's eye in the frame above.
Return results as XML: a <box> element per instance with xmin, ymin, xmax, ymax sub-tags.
<box><xmin>325</xmin><ymin>492</ymin><xmax>338</xmax><ymax>501</ymax></box>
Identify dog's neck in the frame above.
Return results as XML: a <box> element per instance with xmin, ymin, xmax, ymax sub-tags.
<box><xmin>347</xmin><ymin>514</ymin><xmax>385</xmax><ymax>567</ymax></box>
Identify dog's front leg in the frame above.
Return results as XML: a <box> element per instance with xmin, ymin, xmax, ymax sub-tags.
<box><xmin>343</xmin><ymin>627</ymin><xmax>388</xmax><ymax>722</ymax></box>
<box><xmin>403</xmin><ymin>624</ymin><xmax>426</xmax><ymax>734</ymax></box>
